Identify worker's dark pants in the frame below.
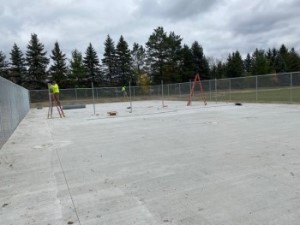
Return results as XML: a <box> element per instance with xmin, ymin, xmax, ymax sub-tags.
<box><xmin>51</xmin><ymin>93</ymin><xmax>61</xmax><ymax>106</ymax></box>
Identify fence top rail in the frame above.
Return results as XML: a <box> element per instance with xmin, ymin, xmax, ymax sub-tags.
<box><xmin>27</xmin><ymin>71</ymin><xmax>300</xmax><ymax>92</ymax></box>
<box><xmin>221</xmin><ymin>71</ymin><xmax>300</xmax><ymax>81</ymax></box>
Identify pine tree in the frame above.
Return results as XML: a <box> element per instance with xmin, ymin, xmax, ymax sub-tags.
<box><xmin>210</xmin><ymin>61</ymin><xmax>226</xmax><ymax>79</ymax></box>
<box><xmin>0</xmin><ymin>51</ymin><xmax>9</xmax><ymax>79</ymax></box>
<box><xmin>251</xmin><ymin>49</ymin><xmax>271</xmax><ymax>75</ymax></box>
<box><xmin>279</xmin><ymin>44</ymin><xmax>289</xmax><ymax>56</ymax></box>
<box><xmin>131</xmin><ymin>43</ymin><xmax>146</xmax><ymax>75</ymax></box>
<box><xmin>287</xmin><ymin>48</ymin><xmax>300</xmax><ymax>72</ymax></box>
<box><xmin>216</xmin><ymin>61</ymin><xmax>226</xmax><ymax>79</ymax></box>
<box><xmin>180</xmin><ymin>44</ymin><xmax>194</xmax><ymax>81</ymax></box>
<box><xmin>9</xmin><ymin>43</ymin><xmax>27</xmax><ymax>84</ymax></box>
<box><xmin>69</xmin><ymin>49</ymin><xmax>86</xmax><ymax>87</ymax></box>
<box><xmin>115</xmin><ymin>35</ymin><xmax>133</xmax><ymax>85</ymax></box>
<box><xmin>226</xmin><ymin>51</ymin><xmax>244</xmax><ymax>78</ymax></box>
<box><xmin>265</xmin><ymin>48</ymin><xmax>278</xmax><ymax>72</ymax></box>
<box><xmin>83</xmin><ymin>43</ymin><xmax>101</xmax><ymax>84</ymax></box>
<box><xmin>164</xmin><ymin>31</ymin><xmax>182</xmax><ymax>83</ymax></box>
<box><xmin>102</xmin><ymin>35</ymin><xmax>116</xmax><ymax>85</ymax></box>
<box><xmin>146</xmin><ymin>26</ymin><xmax>169</xmax><ymax>84</ymax></box>
<box><xmin>49</xmin><ymin>42</ymin><xmax>68</xmax><ymax>86</ymax></box>
<box><xmin>244</xmin><ymin>53</ymin><xmax>252</xmax><ymax>76</ymax></box>
<box><xmin>278</xmin><ymin>44</ymin><xmax>289</xmax><ymax>72</ymax></box>
<box><xmin>191</xmin><ymin>41</ymin><xmax>209</xmax><ymax>78</ymax></box>
<box><xmin>274</xmin><ymin>54</ymin><xmax>287</xmax><ymax>73</ymax></box>
<box><xmin>210</xmin><ymin>64</ymin><xmax>218</xmax><ymax>79</ymax></box>
<box><xmin>25</xmin><ymin>33</ymin><xmax>49</xmax><ymax>88</ymax></box>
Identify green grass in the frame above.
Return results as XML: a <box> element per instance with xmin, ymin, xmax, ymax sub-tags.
<box><xmin>30</xmin><ymin>86</ymin><xmax>300</xmax><ymax>108</ymax></box>
<box><xmin>212</xmin><ymin>86</ymin><xmax>300</xmax><ymax>103</ymax></box>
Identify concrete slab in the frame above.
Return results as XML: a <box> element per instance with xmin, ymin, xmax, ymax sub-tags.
<box><xmin>1</xmin><ymin>101</ymin><xmax>300</xmax><ymax>225</ymax></box>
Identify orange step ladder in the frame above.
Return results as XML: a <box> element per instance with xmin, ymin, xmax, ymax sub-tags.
<box><xmin>187</xmin><ymin>73</ymin><xmax>207</xmax><ymax>106</ymax></box>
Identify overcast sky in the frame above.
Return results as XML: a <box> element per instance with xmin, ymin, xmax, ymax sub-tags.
<box><xmin>1</xmin><ymin>0</ymin><xmax>300</xmax><ymax>61</ymax></box>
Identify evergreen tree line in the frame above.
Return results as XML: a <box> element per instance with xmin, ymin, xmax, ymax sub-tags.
<box><xmin>1</xmin><ymin>26</ymin><xmax>300</xmax><ymax>90</ymax></box>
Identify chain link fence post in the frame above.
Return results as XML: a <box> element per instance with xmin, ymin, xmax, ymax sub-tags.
<box><xmin>290</xmin><ymin>72</ymin><xmax>293</xmax><ymax>103</ymax></box>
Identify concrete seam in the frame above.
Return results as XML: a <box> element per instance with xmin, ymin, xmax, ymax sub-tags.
<box><xmin>49</xmin><ymin>128</ymin><xmax>82</xmax><ymax>225</ymax></box>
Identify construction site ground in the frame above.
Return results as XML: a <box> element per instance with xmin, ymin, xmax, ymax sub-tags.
<box><xmin>1</xmin><ymin>100</ymin><xmax>300</xmax><ymax>225</ymax></box>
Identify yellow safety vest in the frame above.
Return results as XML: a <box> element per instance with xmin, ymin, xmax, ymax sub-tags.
<box><xmin>50</xmin><ymin>84</ymin><xmax>59</xmax><ymax>94</ymax></box>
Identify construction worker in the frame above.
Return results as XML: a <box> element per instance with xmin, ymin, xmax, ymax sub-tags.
<box><xmin>47</xmin><ymin>80</ymin><xmax>65</xmax><ymax>118</ymax></box>
<box><xmin>48</xmin><ymin>80</ymin><xmax>62</xmax><ymax>107</ymax></box>
<box><xmin>122</xmin><ymin>85</ymin><xmax>127</xmax><ymax>97</ymax></box>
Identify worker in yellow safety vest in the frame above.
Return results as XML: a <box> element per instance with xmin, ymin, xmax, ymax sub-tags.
<box><xmin>48</xmin><ymin>80</ymin><xmax>62</xmax><ymax>106</ymax></box>
<box><xmin>121</xmin><ymin>85</ymin><xmax>127</xmax><ymax>97</ymax></box>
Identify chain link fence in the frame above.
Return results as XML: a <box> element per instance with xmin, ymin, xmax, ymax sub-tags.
<box><xmin>2</xmin><ymin>72</ymin><xmax>299</xmax><ymax>149</ymax></box>
<box><xmin>30</xmin><ymin>72</ymin><xmax>300</xmax><ymax>108</ymax></box>
<box><xmin>0</xmin><ymin>76</ymin><xmax>30</xmax><ymax>149</ymax></box>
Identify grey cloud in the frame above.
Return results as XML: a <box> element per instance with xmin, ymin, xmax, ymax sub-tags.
<box><xmin>134</xmin><ymin>0</ymin><xmax>221</xmax><ymax>21</ymax></box>
<box><xmin>1</xmin><ymin>0</ymin><xmax>300</xmax><ymax>61</ymax></box>
<box><xmin>230</xmin><ymin>1</ymin><xmax>300</xmax><ymax>35</ymax></box>
<box><xmin>215</xmin><ymin>0</ymin><xmax>300</xmax><ymax>57</ymax></box>
<box><xmin>233</xmin><ymin>14</ymin><xmax>287</xmax><ymax>35</ymax></box>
